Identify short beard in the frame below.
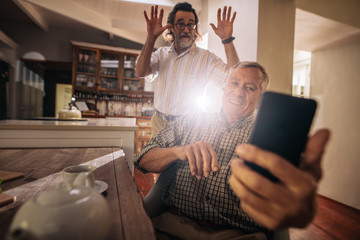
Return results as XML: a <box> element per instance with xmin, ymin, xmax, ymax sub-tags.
<box><xmin>178</xmin><ymin>36</ymin><xmax>194</xmax><ymax>49</ymax></box>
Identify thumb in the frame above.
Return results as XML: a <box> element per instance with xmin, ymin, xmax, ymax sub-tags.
<box><xmin>164</xmin><ymin>23</ymin><xmax>172</xmax><ymax>29</ymax></box>
<box><xmin>210</xmin><ymin>23</ymin><xmax>217</xmax><ymax>32</ymax></box>
<box><xmin>211</xmin><ymin>156</ymin><xmax>221</xmax><ymax>173</ymax></box>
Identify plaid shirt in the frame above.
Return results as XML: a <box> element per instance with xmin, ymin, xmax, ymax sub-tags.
<box><xmin>134</xmin><ymin>110</ymin><xmax>268</xmax><ymax>234</ymax></box>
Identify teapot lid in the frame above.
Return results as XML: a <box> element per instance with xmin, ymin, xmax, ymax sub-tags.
<box><xmin>34</xmin><ymin>187</ymin><xmax>91</xmax><ymax>207</ymax></box>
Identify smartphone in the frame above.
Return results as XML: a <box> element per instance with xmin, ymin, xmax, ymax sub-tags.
<box><xmin>245</xmin><ymin>91</ymin><xmax>317</xmax><ymax>182</ymax></box>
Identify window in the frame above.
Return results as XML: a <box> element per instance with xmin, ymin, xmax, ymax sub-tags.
<box><xmin>293</xmin><ymin>50</ymin><xmax>311</xmax><ymax>98</ymax></box>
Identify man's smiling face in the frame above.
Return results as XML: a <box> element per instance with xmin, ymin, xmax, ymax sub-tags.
<box><xmin>222</xmin><ymin>67</ymin><xmax>264</xmax><ymax>124</ymax></box>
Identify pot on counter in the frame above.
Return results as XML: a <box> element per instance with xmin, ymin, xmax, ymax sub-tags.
<box><xmin>58</xmin><ymin>105</ymin><xmax>82</xmax><ymax>120</ymax></box>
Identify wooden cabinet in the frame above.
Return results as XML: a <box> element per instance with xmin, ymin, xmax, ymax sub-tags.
<box><xmin>135</xmin><ymin>117</ymin><xmax>152</xmax><ymax>154</ymax></box>
<box><xmin>72</xmin><ymin>41</ymin><xmax>147</xmax><ymax>93</ymax></box>
<box><xmin>74</xmin><ymin>48</ymin><xmax>97</xmax><ymax>90</ymax></box>
<box><xmin>71</xmin><ymin>41</ymin><xmax>154</xmax><ymax>117</ymax></box>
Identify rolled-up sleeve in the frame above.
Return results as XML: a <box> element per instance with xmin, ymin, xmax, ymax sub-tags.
<box><xmin>133</xmin><ymin>116</ymin><xmax>187</xmax><ymax>173</ymax></box>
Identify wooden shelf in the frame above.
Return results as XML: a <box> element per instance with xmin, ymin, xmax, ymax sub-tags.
<box><xmin>72</xmin><ymin>42</ymin><xmax>154</xmax><ymax>118</ymax></box>
<box><xmin>72</xmin><ymin>43</ymin><xmax>151</xmax><ymax>95</ymax></box>
<box><xmin>77</xmin><ymin>72</ymin><xmax>96</xmax><ymax>75</ymax></box>
<box><xmin>135</xmin><ymin>117</ymin><xmax>152</xmax><ymax>154</ymax></box>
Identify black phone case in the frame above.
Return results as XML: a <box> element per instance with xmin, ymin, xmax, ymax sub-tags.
<box><xmin>246</xmin><ymin>91</ymin><xmax>317</xmax><ymax>182</ymax></box>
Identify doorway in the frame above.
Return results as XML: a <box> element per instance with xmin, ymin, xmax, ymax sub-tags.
<box><xmin>0</xmin><ymin>60</ymin><xmax>9</xmax><ymax>119</ymax></box>
<box><xmin>292</xmin><ymin>50</ymin><xmax>311</xmax><ymax>98</ymax></box>
<box><xmin>21</xmin><ymin>60</ymin><xmax>72</xmax><ymax>118</ymax></box>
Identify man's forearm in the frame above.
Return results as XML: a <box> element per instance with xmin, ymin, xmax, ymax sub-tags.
<box><xmin>135</xmin><ymin>35</ymin><xmax>157</xmax><ymax>77</ymax></box>
<box><xmin>139</xmin><ymin>147</ymin><xmax>180</xmax><ymax>173</ymax></box>
<box><xmin>224</xmin><ymin>42</ymin><xmax>239</xmax><ymax>68</ymax></box>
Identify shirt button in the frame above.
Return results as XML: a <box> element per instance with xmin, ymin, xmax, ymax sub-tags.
<box><xmin>205</xmin><ymin>196</ymin><xmax>210</xmax><ymax>201</ymax></box>
<box><xmin>212</xmin><ymin>172</ymin><xmax>217</xmax><ymax>176</ymax></box>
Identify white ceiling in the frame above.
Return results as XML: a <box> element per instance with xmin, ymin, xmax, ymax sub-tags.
<box><xmin>1</xmin><ymin>0</ymin><xmax>360</xmax><ymax>52</ymax></box>
<box><xmin>294</xmin><ymin>9</ymin><xmax>360</xmax><ymax>52</ymax></box>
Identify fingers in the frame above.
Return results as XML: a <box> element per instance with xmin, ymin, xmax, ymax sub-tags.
<box><xmin>200</xmin><ymin>147</ymin><xmax>210</xmax><ymax>178</ymax></box>
<box><xmin>230</xmin><ymin>152</ymin><xmax>317</xmax><ymax>229</ymax></box>
<box><xmin>222</xmin><ymin>6</ymin><xmax>227</xmax><ymax>20</ymax></box>
<box><xmin>182</xmin><ymin>141</ymin><xmax>219</xmax><ymax>180</ymax></box>
<box><xmin>151</xmin><ymin>5</ymin><xmax>154</xmax><ymax>19</ymax></box>
<box><xmin>231</xmin><ymin>132</ymin><xmax>329</xmax><ymax>229</ymax></box>
<box><xmin>209</xmin><ymin>23</ymin><xmax>217</xmax><ymax>31</ymax></box>
<box><xmin>302</xmin><ymin>129</ymin><xmax>330</xmax><ymax>181</ymax></box>
<box><xmin>148</xmin><ymin>5</ymin><xmax>163</xmax><ymax>20</ymax></box>
<box><xmin>229</xmin><ymin>172</ymin><xmax>280</xmax><ymax>229</ymax></box>
<box><xmin>231</xmin><ymin>11</ymin><xmax>236</xmax><ymax>23</ymax></box>
<box><xmin>230</xmin><ymin>158</ymin><xmax>289</xmax><ymax>203</ymax></box>
<box><xmin>209</xmin><ymin>146</ymin><xmax>220</xmax><ymax>173</ymax></box>
<box><xmin>194</xmin><ymin>145</ymin><xmax>203</xmax><ymax>179</ymax></box>
<box><xmin>144</xmin><ymin>10</ymin><xmax>149</xmax><ymax>22</ymax></box>
<box><xmin>219</xmin><ymin>6</ymin><xmax>236</xmax><ymax>21</ymax></box>
<box><xmin>159</xmin><ymin>8</ymin><xmax>164</xmax><ymax>20</ymax></box>
<box><xmin>186</xmin><ymin>150</ymin><xmax>197</xmax><ymax>176</ymax></box>
<box><xmin>235</xmin><ymin>144</ymin><xmax>308</xmax><ymax>188</ymax></box>
<box><xmin>217</xmin><ymin>8</ymin><xmax>221</xmax><ymax>22</ymax></box>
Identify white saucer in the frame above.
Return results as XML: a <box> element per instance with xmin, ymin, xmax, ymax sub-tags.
<box><xmin>94</xmin><ymin>180</ymin><xmax>108</xmax><ymax>193</ymax></box>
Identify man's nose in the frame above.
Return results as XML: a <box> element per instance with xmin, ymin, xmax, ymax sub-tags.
<box><xmin>183</xmin><ymin>25</ymin><xmax>191</xmax><ymax>33</ymax></box>
<box><xmin>234</xmin><ymin>86</ymin><xmax>245</xmax><ymax>96</ymax></box>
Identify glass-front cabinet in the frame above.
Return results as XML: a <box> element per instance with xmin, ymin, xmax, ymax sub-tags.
<box><xmin>100</xmin><ymin>52</ymin><xmax>120</xmax><ymax>90</ymax></box>
<box><xmin>75</xmin><ymin>49</ymin><xmax>97</xmax><ymax>89</ymax></box>
<box><xmin>123</xmin><ymin>55</ymin><xmax>142</xmax><ymax>92</ymax></box>
<box><xmin>72</xmin><ymin>42</ymin><xmax>152</xmax><ymax>94</ymax></box>
<box><xmin>71</xmin><ymin>41</ymin><xmax>154</xmax><ymax>118</ymax></box>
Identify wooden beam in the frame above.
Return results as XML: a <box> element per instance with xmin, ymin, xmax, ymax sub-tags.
<box><xmin>0</xmin><ymin>30</ymin><xmax>18</xmax><ymax>49</ymax></box>
<box><xmin>26</xmin><ymin>0</ymin><xmax>147</xmax><ymax>46</ymax></box>
<box><xmin>13</xmin><ymin>0</ymin><xmax>48</xmax><ymax>31</ymax></box>
<box><xmin>26</xmin><ymin>0</ymin><xmax>112</xmax><ymax>31</ymax></box>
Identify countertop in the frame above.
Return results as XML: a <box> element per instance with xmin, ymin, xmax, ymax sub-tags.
<box><xmin>0</xmin><ymin>118</ymin><xmax>138</xmax><ymax>131</ymax></box>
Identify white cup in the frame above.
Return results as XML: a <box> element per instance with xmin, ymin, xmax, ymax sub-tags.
<box><xmin>62</xmin><ymin>165</ymin><xmax>96</xmax><ymax>188</ymax></box>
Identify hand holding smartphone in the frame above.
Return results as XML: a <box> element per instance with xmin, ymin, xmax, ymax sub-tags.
<box><xmin>246</xmin><ymin>91</ymin><xmax>317</xmax><ymax>182</ymax></box>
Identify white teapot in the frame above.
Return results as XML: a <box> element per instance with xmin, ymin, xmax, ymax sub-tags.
<box><xmin>7</xmin><ymin>174</ymin><xmax>111</xmax><ymax>240</ymax></box>
<box><xmin>58</xmin><ymin>105</ymin><xmax>82</xmax><ymax>120</ymax></box>
<box><xmin>58</xmin><ymin>97</ymin><xmax>82</xmax><ymax>120</ymax></box>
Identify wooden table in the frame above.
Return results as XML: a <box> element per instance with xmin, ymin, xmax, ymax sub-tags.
<box><xmin>0</xmin><ymin>148</ymin><xmax>156</xmax><ymax>240</ymax></box>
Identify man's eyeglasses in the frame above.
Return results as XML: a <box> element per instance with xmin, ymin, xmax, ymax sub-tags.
<box><xmin>175</xmin><ymin>22</ymin><xmax>196</xmax><ymax>30</ymax></box>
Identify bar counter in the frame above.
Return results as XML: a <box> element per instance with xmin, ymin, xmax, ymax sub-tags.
<box><xmin>0</xmin><ymin>119</ymin><xmax>138</xmax><ymax>172</ymax></box>
<box><xmin>0</xmin><ymin>118</ymin><xmax>138</xmax><ymax>130</ymax></box>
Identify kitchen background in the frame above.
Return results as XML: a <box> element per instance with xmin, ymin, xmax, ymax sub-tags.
<box><xmin>0</xmin><ymin>0</ymin><xmax>359</xmax><ymax>213</ymax></box>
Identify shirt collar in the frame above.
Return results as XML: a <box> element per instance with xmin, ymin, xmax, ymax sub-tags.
<box><xmin>219</xmin><ymin>109</ymin><xmax>255</xmax><ymax>129</ymax></box>
<box><xmin>169</xmin><ymin>42</ymin><xmax>197</xmax><ymax>57</ymax></box>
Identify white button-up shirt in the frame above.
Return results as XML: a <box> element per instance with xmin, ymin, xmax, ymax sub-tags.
<box><xmin>147</xmin><ymin>43</ymin><xmax>228</xmax><ymax>116</ymax></box>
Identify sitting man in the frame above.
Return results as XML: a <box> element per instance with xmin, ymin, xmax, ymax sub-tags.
<box><xmin>134</xmin><ymin>61</ymin><xmax>330</xmax><ymax>239</ymax></box>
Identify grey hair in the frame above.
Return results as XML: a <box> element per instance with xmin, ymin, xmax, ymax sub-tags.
<box><xmin>228</xmin><ymin>61</ymin><xmax>270</xmax><ymax>92</ymax></box>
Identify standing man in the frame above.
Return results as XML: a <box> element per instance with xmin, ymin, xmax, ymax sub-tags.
<box><xmin>135</xmin><ymin>2</ymin><xmax>239</xmax><ymax>136</ymax></box>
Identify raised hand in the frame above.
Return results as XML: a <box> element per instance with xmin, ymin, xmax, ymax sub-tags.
<box><xmin>175</xmin><ymin>141</ymin><xmax>220</xmax><ymax>180</ymax></box>
<box><xmin>229</xmin><ymin>129</ymin><xmax>330</xmax><ymax>229</ymax></box>
<box><xmin>210</xmin><ymin>6</ymin><xmax>236</xmax><ymax>40</ymax></box>
<box><xmin>144</xmin><ymin>5</ymin><xmax>172</xmax><ymax>40</ymax></box>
